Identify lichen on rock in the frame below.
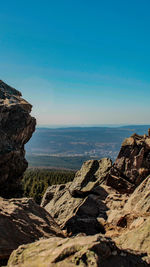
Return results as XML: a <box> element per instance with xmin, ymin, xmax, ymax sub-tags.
<box><xmin>7</xmin><ymin>234</ymin><xmax>148</xmax><ymax>267</ymax></box>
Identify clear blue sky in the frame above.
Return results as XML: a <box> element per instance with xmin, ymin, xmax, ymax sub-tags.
<box><xmin>0</xmin><ymin>0</ymin><xmax>150</xmax><ymax>126</ymax></box>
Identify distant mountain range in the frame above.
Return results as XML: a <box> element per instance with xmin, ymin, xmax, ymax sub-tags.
<box><xmin>25</xmin><ymin>125</ymin><xmax>150</xmax><ymax>169</ymax></box>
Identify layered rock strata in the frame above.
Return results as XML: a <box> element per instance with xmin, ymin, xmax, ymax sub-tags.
<box><xmin>0</xmin><ymin>80</ymin><xmax>36</xmax><ymax>197</ymax></box>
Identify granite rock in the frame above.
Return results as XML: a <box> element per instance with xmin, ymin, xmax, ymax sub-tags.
<box><xmin>0</xmin><ymin>197</ymin><xmax>64</xmax><ymax>264</ymax></box>
<box><xmin>41</xmin><ymin>159</ymin><xmax>112</xmax><ymax>235</ymax></box>
<box><xmin>0</xmin><ymin>80</ymin><xmax>36</xmax><ymax>197</ymax></box>
<box><xmin>7</xmin><ymin>234</ymin><xmax>148</xmax><ymax>267</ymax></box>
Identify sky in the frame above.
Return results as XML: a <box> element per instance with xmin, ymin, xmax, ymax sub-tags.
<box><xmin>0</xmin><ymin>0</ymin><xmax>150</xmax><ymax>126</ymax></box>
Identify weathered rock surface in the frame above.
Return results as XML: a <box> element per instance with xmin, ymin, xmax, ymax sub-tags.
<box><xmin>41</xmin><ymin>136</ymin><xmax>150</xmax><ymax>260</ymax></box>
<box><xmin>106</xmin><ymin>166</ymin><xmax>136</xmax><ymax>193</ymax></box>
<box><xmin>41</xmin><ymin>158</ymin><xmax>112</xmax><ymax>235</ymax></box>
<box><xmin>105</xmin><ymin>175</ymin><xmax>150</xmax><ymax>227</ymax></box>
<box><xmin>0</xmin><ymin>197</ymin><xmax>64</xmax><ymax>263</ymax></box>
<box><xmin>114</xmin><ymin>217</ymin><xmax>150</xmax><ymax>256</ymax></box>
<box><xmin>0</xmin><ymin>80</ymin><xmax>36</xmax><ymax>197</ymax></box>
<box><xmin>124</xmin><ymin>175</ymin><xmax>150</xmax><ymax>213</ymax></box>
<box><xmin>7</xmin><ymin>234</ymin><xmax>149</xmax><ymax>267</ymax></box>
<box><xmin>108</xmin><ymin>132</ymin><xmax>150</xmax><ymax>190</ymax></box>
<box><xmin>105</xmin><ymin>175</ymin><xmax>150</xmax><ymax>257</ymax></box>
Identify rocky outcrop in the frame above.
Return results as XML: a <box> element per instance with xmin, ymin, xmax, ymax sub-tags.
<box><xmin>0</xmin><ymin>80</ymin><xmax>36</xmax><ymax>197</ymax></box>
<box><xmin>41</xmin><ymin>136</ymin><xmax>150</xmax><ymax>261</ymax></box>
<box><xmin>124</xmin><ymin>175</ymin><xmax>150</xmax><ymax>213</ymax></box>
<box><xmin>7</xmin><ymin>234</ymin><xmax>148</xmax><ymax>267</ymax></box>
<box><xmin>41</xmin><ymin>158</ymin><xmax>112</xmax><ymax>235</ymax></box>
<box><xmin>104</xmin><ymin>176</ymin><xmax>150</xmax><ymax>257</ymax></box>
<box><xmin>0</xmin><ymin>197</ymin><xmax>64</xmax><ymax>264</ymax></box>
<box><xmin>108</xmin><ymin>132</ymin><xmax>150</xmax><ymax>190</ymax></box>
<box><xmin>0</xmin><ymin>81</ymin><xmax>150</xmax><ymax>267</ymax></box>
<box><xmin>114</xmin><ymin>217</ymin><xmax>150</xmax><ymax>257</ymax></box>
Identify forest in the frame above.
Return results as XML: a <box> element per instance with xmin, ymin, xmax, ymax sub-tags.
<box><xmin>21</xmin><ymin>168</ymin><xmax>75</xmax><ymax>204</ymax></box>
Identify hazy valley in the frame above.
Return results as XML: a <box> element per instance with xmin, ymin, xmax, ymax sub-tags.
<box><xmin>26</xmin><ymin>125</ymin><xmax>150</xmax><ymax>169</ymax></box>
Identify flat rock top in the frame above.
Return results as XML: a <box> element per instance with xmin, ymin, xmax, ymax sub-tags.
<box><xmin>0</xmin><ymin>80</ymin><xmax>31</xmax><ymax>108</ymax></box>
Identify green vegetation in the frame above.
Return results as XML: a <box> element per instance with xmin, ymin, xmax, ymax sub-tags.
<box><xmin>22</xmin><ymin>168</ymin><xmax>75</xmax><ymax>204</ymax></box>
<box><xmin>26</xmin><ymin>155</ymin><xmax>90</xmax><ymax>170</ymax></box>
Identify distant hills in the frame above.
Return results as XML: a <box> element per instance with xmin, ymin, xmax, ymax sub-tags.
<box><xmin>26</xmin><ymin>125</ymin><xmax>150</xmax><ymax>170</ymax></box>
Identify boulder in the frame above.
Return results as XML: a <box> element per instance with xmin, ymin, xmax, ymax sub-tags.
<box><xmin>106</xmin><ymin>166</ymin><xmax>135</xmax><ymax>193</ymax></box>
<box><xmin>114</xmin><ymin>217</ymin><xmax>150</xmax><ymax>256</ymax></box>
<box><xmin>112</xmin><ymin>132</ymin><xmax>150</xmax><ymax>186</ymax></box>
<box><xmin>41</xmin><ymin>159</ymin><xmax>112</xmax><ymax>235</ymax></box>
<box><xmin>104</xmin><ymin>175</ymin><xmax>150</xmax><ymax>257</ymax></box>
<box><xmin>7</xmin><ymin>234</ymin><xmax>148</xmax><ymax>267</ymax></box>
<box><xmin>124</xmin><ymin>175</ymin><xmax>150</xmax><ymax>213</ymax></box>
<box><xmin>0</xmin><ymin>197</ymin><xmax>64</xmax><ymax>264</ymax></box>
<box><xmin>0</xmin><ymin>80</ymin><xmax>36</xmax><ymax>197</ymax></box>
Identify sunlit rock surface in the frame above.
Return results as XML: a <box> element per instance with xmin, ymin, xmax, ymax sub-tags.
<box><xmin>7</xmin><ymin>234</ymin><xmax>148</xmax><ymax>267</ymax></box>
<box><xmin>0</xmin><ymin>80</ymin><xmax>36</xmax><ymax>197</ymax></box>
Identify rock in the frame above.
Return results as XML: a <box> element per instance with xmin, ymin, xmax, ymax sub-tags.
<box><xmin>69</xmin><ymin>158</ymin><xmax>112</xmax><ymax>194</ymax></box>
<box><xmin>114</xmin><ymin>217</ymin><xmax>150</xmax><ymax>256</ymax></box>
<box><xmin>0</xmin><ymin>80</ymin><xmax>36</xmax><ymax>197</ymax></box>
<box><xmin>0</xmin><ymin>197</ymin><xmax>64</xmax><ymax>264</ymax></box>
<box><xmin>41</xmin><ymin>159</ymin><xmax>112</xmax><ymax>235</ymax></box>
<box><xmin>41</xmin><ymin>142</ymin><xmax>150</xmax><ymax>258</ymax></box>
<box><xmin>106</xmin><ymin>166</ymin><xmax>135</xmax><ymax>194</ymax></box>
<box><xmin>112</xmin><ymin>132</ymin><xmax>150</xmax><ymax>186</ymax></box>
<box><xmin>124</xmin><ymin>175</ymin><xmax>150</xmax><ymax>213</ymax></box>
<box><xmin>104</xmin><ymin>192</ymin><xmax>128</xmax><ymax>224</ymax></box>
<box><xmin>7</xmin><ymin>234</ymin><xmax>148</xmax><ymax>267</ymax></box>
<box><xmin>104</xmin><ymin>131</ymin><xmax>150</xmax><ymax>194</ymax></box>
<box><xmin>104</xmin><ymin>174</ymin><xmax>150</xmax><ymax>257</ymax></box>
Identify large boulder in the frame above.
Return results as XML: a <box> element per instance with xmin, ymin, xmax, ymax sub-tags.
<box><xmin>104</xmin><ymin>175</ymin><xmax>150</xmax><ymax>257</ymax></box>
<box><xmin>0</xmin><ymin>197</ymin><xmax>64</xmax><ymax>264</ymax></box>
<box><xmin>41</xmin><ymin>159</ymin><xmax>112</xmax><ymax>235</ymax></box>
<box><xmin>114</xmin><ymin>217</ymin><xmax>150</xmax><ymax>257</ymax></box>
<box><xmin>104</xmin><ymin>132</ymin><xmax>150</xmax><ymax>194</ymax></box>
<box><xmin>0</xmin><ymin>80</ymin><xmax>36</xmax><ymax>197</ymax></box>
<box><xmin>124</xmin><ymin>175</ymin><xmax>150</xmax><ymax>213</ymax></box>
<box><xmin>112</xmin><ymin>132</ymin><xmax>150</xmax><ymax>186</ymax></box>
<box><xmin>106</xmin><ymin>175</ymin><xmax>150</xmax><ymax>226</ymax></box>
<box><xmin>41</xmin><ymin>155</ymin><xmax>150</xmax><ymax>259</ymax></box>
<box><xmin>7</xmin><ymin>234</ymin><xmax>148</xmax><ymax>267</ymax></box>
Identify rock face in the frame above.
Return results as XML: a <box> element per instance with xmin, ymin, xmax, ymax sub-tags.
<box><xmin>41</xmin><ymin>158</ymin><xmax>112</xmax><ymax>235</ymax></box>
<box><xmin>124</xmin><ymin>175</ymin><xmax>150</xmax><ymax>213</ymax></box>
<box><xmin>41</xmin><ymin>135</ymin><xmax>150</xmax><ymax>261</ymax></box>
<box><xmin>0</xmin><ymin>197</ymin><xmax>64</xmax><ymax>263</ymax></box>
<box><xmin>111</xmin><ymin>176</ymin><xmax>150</xmax><ymax>255</ymax></box>
<box><xmin>0</xmin><ymin>80</ymin><xmax>36</xmax><ymax>197</ymax></box>
<box><xmin>114</xmin><ymin>217</ymin><xmax>150</xmax><ymax>256</ymax></box>
<box><xmin>103</xmin><ymin>131</ymin><xmax>150</xmax><ymax>194</ymax></box>
<box><xmin>7</xmin><ymin>234</ymin><xmax>148</xmax><ymax>267</ymax></box>
<box><xmin>102</xmin><ymin>175</ymin><xmax>150</xmax><ymax>259</ymax></box>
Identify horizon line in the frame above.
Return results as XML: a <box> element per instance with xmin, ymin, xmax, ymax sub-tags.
<box><xmin>36</xmin><ymin>123</ymin><xmax>150</xmax><ymax>129</ymax></box>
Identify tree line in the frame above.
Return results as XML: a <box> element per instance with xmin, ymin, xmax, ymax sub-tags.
<box><xmin>22</xmin><ymin>168</ymin><xmax>75</xmax><ymax>204</ymax></box>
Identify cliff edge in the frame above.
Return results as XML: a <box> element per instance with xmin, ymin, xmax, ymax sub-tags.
<box><xmin>0</xmin><ymin>80</ymin><xmax>36</xmax><ymax>197</ymax></box>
